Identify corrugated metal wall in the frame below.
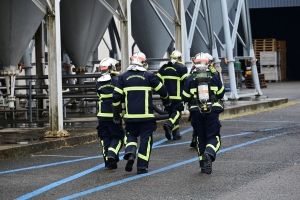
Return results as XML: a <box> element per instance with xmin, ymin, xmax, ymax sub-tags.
<box><xmin>248</xmin><ymin>0</ymin><xmax>300</xmax><ymax>8</ymax></box>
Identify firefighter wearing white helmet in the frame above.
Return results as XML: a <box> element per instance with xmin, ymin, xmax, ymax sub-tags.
<box><xmin>157</xmin><ymin>50</ymin><xmax>189</xmax><ymax>141</ymax></box>
<box><xmin>97</xmin><ymin>57</ymin><xmax>120</xmax><ymax>82</ymax></box>
<box><xmin>182</xmin><ymin>52</ymin><xmax>225</xmax><ymax>174</ymax></box>
<box><xmin>127</xmin><ymin>51</ymin><xmax>148</xmax><ymax>71</ymax></box>
<box><xmin>96</xmin><ymin>57</ymin><xmax>124</xmax><ymax>170</ymax></box>
<box><xmin>112</xmin><ymin>51</ymin><xmax>170</xmax><ymax>174</ymax></box>
<box><xmin>170</xmin><ymin>50</ymin><xmax>183</xmax><ymax>64</ymax></box>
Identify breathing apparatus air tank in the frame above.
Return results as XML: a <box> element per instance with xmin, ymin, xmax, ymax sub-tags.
<box><xmin>193</xmin><ymin>67</ymin><xmax>212</xmax><ymax>113</ymax></box>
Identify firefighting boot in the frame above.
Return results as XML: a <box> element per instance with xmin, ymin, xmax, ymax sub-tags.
<box><xmin>163</xmin><ymin>123</ymin><xmax>172</xmax><ymax>140</ymax></box>
<box><xmin>107</xmin><ymin>157</ymin><xmax>117</xmax><ymax>169</ymax></box>
<box><xmin>172</xmin><ymin>129</ymin><xmax>182</xmax><ymax>140</ymax></box>
<box><xmin>137</xmin><ymin>167</ymin><xmax>148</xmax><ymax>174</ymax></box>
<box><xmin>199</xmin><ymin>161</ymin><xmax>205</xmax><ymax>173</ymax></box>
<box><xmin>104</xmin><ymin>161</ymin><xmax>112</xmax><ymax>170</ymax></box>
<box><xmin>202</xmin><ymin>153</ymin><xmax>213</xmax><ymax>174</ymax></box>
<box><xmin>125</xmin><ymin>154</ymin><xmax>135</xmax><ymax>172</ymax></box>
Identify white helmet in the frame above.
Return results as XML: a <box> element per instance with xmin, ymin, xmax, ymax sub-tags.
<box><xmin>99</xmin><ymin>57</ymin><xmax>119</xmax><ymax>75</ymax></box>
<box><xmin>193</xmin><ymin>52</ymin><xmax>213</xmax><ymax>71</ymax></box>
<box><xmin>170</xmin><ymin>50</ymin><xmax>182</xmax><ymax>63</ymax></box>
<box><xmin>130</xmin><ymin>52</ymin><xmax>147</xmax><ymax>67</ymax></box>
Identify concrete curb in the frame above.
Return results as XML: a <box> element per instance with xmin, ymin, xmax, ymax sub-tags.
<box><xmin>0</xmin><ymin>132</ymin><xmax>98</xmax><ymax>160</ymax></box>
<box><xmin>221</xmin><ymin>98</ymin><xmax>288</xmax><ymax>116</ymax></box>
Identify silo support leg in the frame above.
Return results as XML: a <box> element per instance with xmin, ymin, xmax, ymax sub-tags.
<box><xmin>46</xmin><ymin>0</ymin><xmax>66</xmax><ymax>135</ymax></box>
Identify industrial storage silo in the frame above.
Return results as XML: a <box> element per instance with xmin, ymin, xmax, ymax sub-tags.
<box><xmin>60</xmin><ymin>0</ymin><xmax>119</xmax><ymax>82</ymax></box>
<box><xmin>131</xmin><ymin>0</ymin><xmax>191</xmax><ymax>70</ymax></box>
<box><xmin>187</xmin><ymin>0</ymin><xmax>236</xmax><ymax>56</ymax></box>
<box><xmin>0</xmin><ymin>0</ymin><xmax>46</xmax><ymax>108</ymax></box>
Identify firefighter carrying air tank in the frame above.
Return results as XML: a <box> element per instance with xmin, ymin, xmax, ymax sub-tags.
<box><xmin>182</xmin><ymin>52</ymin><xmax>225</xmax><ymax>174</ymax></box>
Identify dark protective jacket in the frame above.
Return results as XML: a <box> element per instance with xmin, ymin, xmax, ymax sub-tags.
<box><xmin>156</xmin><ymin>62</ymin><xmax>188</xmax><ymax>101</ymax></box>
<box><xmin>96</xmin><ymin>75</ymin><xmax>119</xmax><ymax>121</ymax></box>
<box><xmin>112</xmin><ymin>70</ymin><xmax>169</xmax><ymax>122</ymax></box>
<box><xmin>182</xmin><ymin>72</ymin><xmax>225</xmax><ymax>113</ymax></box>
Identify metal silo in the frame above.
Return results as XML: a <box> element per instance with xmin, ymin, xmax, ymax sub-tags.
<box><xmin>131</xmin><ymin>0</ymin><xmax>191</xmax><ymax>70</ymax></box>
<box><xmin>0</xmin><ymin>0</ymin><xmax>46</xmax><ymax>108</ymax></box>
<box><xmin>187</xmin><ymin>0</ymin><xmax>236</xmax><ymax>56</ymax></box>
<box><xmin>60</xmin><ymin>0</ymin><xmax>119</xmax><ymax>72</ymax></box>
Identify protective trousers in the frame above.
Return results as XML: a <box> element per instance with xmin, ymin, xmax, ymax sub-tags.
<box><xmin>124</xmin><ymin>120</ymin><xmax>156</xmax><ymax>169</ymax></box>
<box><xmin>97</xmin><ymin>120</ymin><xmax>124</xmax><ymax>167</ymax></box>
<box><xmin>190</xmin><ymin>111</ymin><xmax>221</xmax><ymax>168</ymax></box>
<box><xmin>164</xmin><ymin>101</ymin><xmax>183</xmax><ymax>135</ymax></box>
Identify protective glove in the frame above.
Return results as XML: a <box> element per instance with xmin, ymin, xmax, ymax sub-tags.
<box><xmin>112</xmin><ymin>105</ymin><xmax>121</xmax><ymax>124</ymax></box>
<box><xmin>161</xmin><ymin>96</ymin><xmax>171</xmax><ymax>107</ymax></box>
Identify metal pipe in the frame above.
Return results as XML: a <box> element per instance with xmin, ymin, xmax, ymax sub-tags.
<box><xmin>0</xmin><ymin>73</ymin><xmax>102</xmax><ymax>80</ymax></box>
<box><xmin>14</xmin><ymin>93</ymin><xmax>163</xmax><ymax>100</ymax></box>
<box><xmin>36</xmin><ymin>99</ymin><xmax>39</xmax><ymax>121</ymax></box>
<box><xmin>0</xmin><ymin>84</ymin><xmax>96</xmax><ymax>90</ymax></box>
<box><xmin>29</xmin><ymin>81</ymin><xmax>33</xmax><ymax>123</ymax></box>
<box><xmin>15</xmin><ymin>94</ymin><xmax>97</xmax><ymax>99</ymax></box>
<box><xmin>220</xmin><ymin>0</ymin><xmax>239</xmax><ymax>100</ymax></box>
<box><xmin>119</xmin><ymin>0</ymin><xmax>131</xmax><ymax>74</ymax></box>
<box><xmin>153</xmin><ymin>105</ymin><xmax>168</xmax><ymax>115</ymax></box>
<box><xmin>35</xmin><ymin>22</ymin><xmax>46</xmax><ymax>115</ymax></box>
<box><xmin>154</xmin><ymin>114</ymin><xmax>169</xmax><ymax>120</ymax></box>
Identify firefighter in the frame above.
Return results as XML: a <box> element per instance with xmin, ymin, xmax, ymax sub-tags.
<box><xmin>96</xmin><ymin>57</ymin><xmax>124</xmax><ymax>170</ymax></box>
<box><xmin>156</xmin><ymin>50</ymin><xmax>189</xmax><ymax>140</ymax></box>
<box><xmin>182</xmin><ymin>52</ymin><xmax>225</xmax><ymax>174</ymax></box>
<box><xmin>112</xmin><ymin>52</ymin><xmax>170</xmax><ymax>174</ymax></box>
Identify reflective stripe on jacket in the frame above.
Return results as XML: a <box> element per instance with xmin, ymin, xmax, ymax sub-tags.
<box><xmin>96</xmin><ymin>76</ymin><xmax>119</xmax><ymax>120</ymax></box>
<box><xmin>113</xmin><ymin>70</ymin><xmax>169</xmax><ymax>122</ymax></box>
<box><xmin>157</xmin><ymin>62</ymin><xmax>188</xmax><ymax>101</ymax></box>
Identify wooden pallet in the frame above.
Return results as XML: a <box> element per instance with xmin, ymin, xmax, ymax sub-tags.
<box><xmin>253</xmin><ymin>38</ymin><xmax>277</xmax><ymax>45</ymax></box>
<box><xmin>277</xmin><ymin>40</ymin><xmax>287</xmax><ymax>77</ymax></box>
<box><xmin>245</xmin><ymin>74</ymin><xmax>267</xmax><ymax>88</ymax></box>
<box><xmin>245</xmin><ymin>83</ymin><xmax>267</xmax><ymax>88</ymax></box>
<box><xmin>254</xmin><ymin>46</ymin><xmax>277</xmax><ymax>52</ymax></box>
<box><xmin>253</xmin><ymin>39</ymin><xmax>288</xmax><ymax>81</ymax></box>
<box><xmin>253</xmin><ymin>38</ymin><xmax>278</xmax><ymax>59</ymax></box>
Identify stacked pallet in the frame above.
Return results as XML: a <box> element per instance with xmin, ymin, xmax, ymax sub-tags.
<box><xmin>244</xmin><ymin>74</ymin><xmax>267</xmax><ymax>89</ymax></box>
<box><xmin>253</xmin><ymin>38</ymin><xmax>277</xmax><ymax>60</ymax></box>
<box><xmin>253</xmin><ymin>38</ymin><xmax>287</xmax><ymax>81</ymax></box>
<box><xmin>277</xmin><ymin>40</ymin><xmax>287</xmax><ymax>81</ymax></box>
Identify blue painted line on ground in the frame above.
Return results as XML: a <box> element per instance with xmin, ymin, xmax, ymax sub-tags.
<box><xmin>154</xmin><ymin>129</ymin><xmax>278</xmax><ymax>147</ymax></box>
<box><xmin>1</xmin><ymin>125</ymin><xmax>294</xmax><ymax>175</ymax></box>
<box><xmin>155</xmin><ymin>141</ymin><xmax>190</xmax><ymax>148</ymax></box>
<box><xmin>260</xmin><ymin>127</ymin><xmax>285</xmax><ymax>132</ymax></box>
<box><xmin>0</xmin><ymin>127</ymin><xmax>193</xmax><ymax>175</ymax></box>
<box><xmin>12</xmin><ymin>124</ymin><xmax>299</xmax><ymax>199</ymax></box>
<box><xmin>222</xmin><ymin>131</ymin><xmax>254</xmax><ymax>138</ymax></box>
<box><xmin>58</xmin><ymin>131</ymin><xmax>289</xmax><ymax>200</ymax></box>
<box><xmin>223</xmin><ymin>120</ymin><xmax>291</xmax><ymax>123</ymax></box>
<box><xmin>15</xmin><ymin>163</ymin><xmax>106</xmax><ymax>200</ymax></box>
<box><xmin>14</xmin><ymin>127</ymin><xmax>193</xmax><ymax>200</ymax></box>
<box><xmin>0</xmin><ymin>156</ymin><xmax>102</xmax><ymax>175</ymax></box>
<box><xmin>218</xmin><ymin>132</ymin><xmax>287</xmax><ymax>152</ymax></box>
